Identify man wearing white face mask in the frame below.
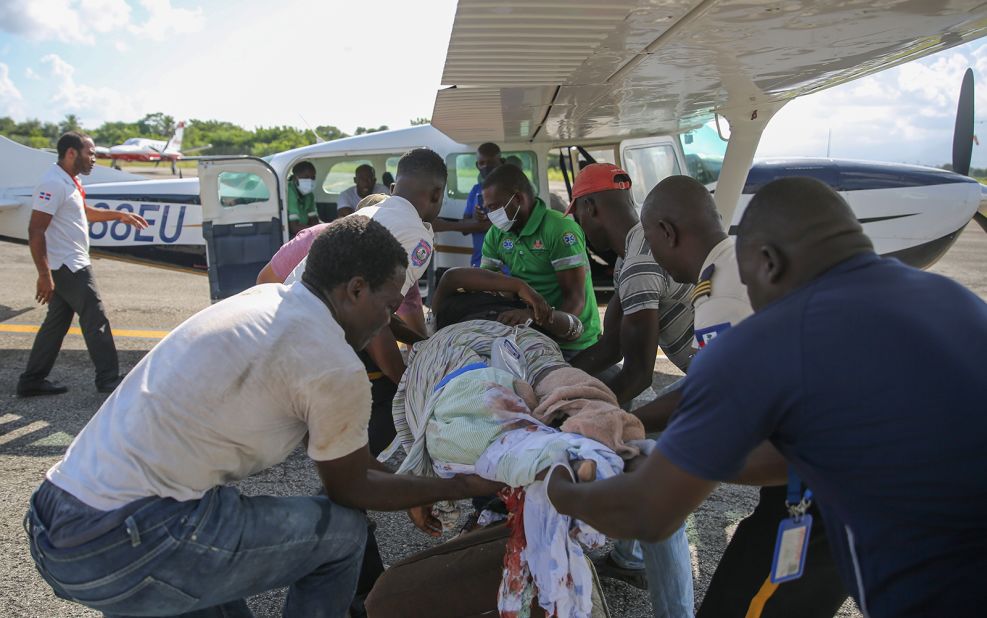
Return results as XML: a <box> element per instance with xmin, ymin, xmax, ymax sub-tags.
<box><xmin>287</xmin><ymin>160</ymin><xmax>320</xmax><ymax>237</ymax></box>
<box><xmin>480</xmin><ymin>164</ymin><xmax>601</xmax><ymax>359</ymax></box>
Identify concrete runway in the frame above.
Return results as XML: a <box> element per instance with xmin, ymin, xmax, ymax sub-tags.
<box><xmin>1</xmin><ymin>224</ymin><xmax>984</xmax><ymax>617</ymax></box>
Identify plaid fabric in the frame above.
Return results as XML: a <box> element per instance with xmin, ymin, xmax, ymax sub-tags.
<box><xmin>389</xmin><ymin>320</ymin><xmax>567</xmax><ymax>475</ymax></box>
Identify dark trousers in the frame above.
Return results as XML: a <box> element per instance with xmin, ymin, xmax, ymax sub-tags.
<box><xmin>20</xmin><ymin>265</ymin><xmax>119</xmax><ymax>388</ymax></box>
<box><xmin>697</xmin><ymin>485</ymin><xmax>848</xmax><ymax>618</ymax></box>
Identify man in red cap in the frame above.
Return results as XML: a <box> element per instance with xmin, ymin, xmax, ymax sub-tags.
<box><xmin>566</xmin><ymin>163</ymin><xmax>696</xmax><ymax>615</ymax></box>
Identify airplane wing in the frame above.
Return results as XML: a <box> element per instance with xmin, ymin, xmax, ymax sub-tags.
<box><xmin>432</xmin><ymin>0</ymin><xmax>987</xmax><ymax>145</ymax></box>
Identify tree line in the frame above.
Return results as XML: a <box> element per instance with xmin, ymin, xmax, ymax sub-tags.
<box><xmin>0</xmin><ymin>113</ymin><xmax>409</xmax><ymax>157</ymax></box>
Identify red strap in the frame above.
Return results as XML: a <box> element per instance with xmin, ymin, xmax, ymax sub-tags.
<box><xmin>60</xmin><ymin>165</ymin><xmax>86</xmax><ymax>207</ymax></box>
<box><xmin>71</xmin><ymin>176</ymin><xmax>87</xmax><ymax>207</ymax></box>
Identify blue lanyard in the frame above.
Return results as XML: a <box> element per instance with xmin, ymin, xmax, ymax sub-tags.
<box><xmin>786</xmin><ymin>468</ymin><xmax>813</xmax><ymax>520</ymax></box>
<box><xmin>433</xmin><ymin>362</ymin><xmax>488</xmax><ymax>393</ymax></box>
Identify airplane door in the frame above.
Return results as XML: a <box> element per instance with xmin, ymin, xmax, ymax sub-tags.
<box><xmin>198</xmin><ymin>158</ymin><xmax>284</xmax><ymax>301</ymax></box>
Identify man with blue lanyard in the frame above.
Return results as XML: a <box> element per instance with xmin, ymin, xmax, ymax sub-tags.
<box><xmin>546</xmin><ymin>177</ymin><xmax>987</xmax><ymax>618</ymax></box>
<box><xmin>628</xmin><ymin>176</ymin><xmax>846</xmax><ymax>618</ymax></box>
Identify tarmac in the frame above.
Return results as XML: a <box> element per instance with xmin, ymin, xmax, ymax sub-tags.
<box><xmin>1</xmin><ymin>223</ymin><xmax>984</xmax><ymax>617</ymax></box>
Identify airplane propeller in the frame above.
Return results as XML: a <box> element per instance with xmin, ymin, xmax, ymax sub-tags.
<box><xmin>953</xmin><ymin>68</ymin><xmax>974</xmax><ymax>177</ymax></box>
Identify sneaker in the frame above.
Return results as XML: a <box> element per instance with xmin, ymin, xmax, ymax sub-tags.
<box><xmin>592</xmin><ymin>554</ymin><xmax>649</xmax><ymax>590</ymax></box>
<box><xmin>17</xmin><ymin>379</ymin><xmax>69</xmax><ymax>398</ymax></box>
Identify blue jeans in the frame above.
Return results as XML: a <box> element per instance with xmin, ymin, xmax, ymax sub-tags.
<box><xmin>612</xmin><ymin>525</ymin><xmax>694</xmax><ymax>618</ymax></box>
<box><xmin>25</xmin><ymin>484</ymin><xmax>367</xmax><ymax>617</ymax></box>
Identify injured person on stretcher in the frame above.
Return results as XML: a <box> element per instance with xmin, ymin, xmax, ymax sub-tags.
<box><xmin>372</xmin><ymin>270</ymin><xmax>654</xmax><ymax>618</ymax></box>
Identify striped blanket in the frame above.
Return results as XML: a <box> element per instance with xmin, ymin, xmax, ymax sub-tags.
<box><xmin>389</xmin><ymin>320</ymin><xmax>568</xmax><ymax>475</ymax></box>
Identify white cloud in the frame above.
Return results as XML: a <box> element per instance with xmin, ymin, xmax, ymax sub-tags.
<box><xmin>129</xmin><ymin>0</ymin><xmax>205</xmax><ymax>41</ymax></box>
<box><xmin>757</xmin><ymin>41</ymin><xmax>987</xmax><ymax>168</ymax></box>
<box><xmin>24</xmin><ymin>67</ymin><xmax>41</xmax><ymax>80</ymax></box>
<box><xmin>0</xmin><ymin>63</ymin><xmax>24</xmax><ymax>116</ymax></box>
<box><xmin>40</xmin><ymin>53</ymin><xmax>145</xmax><ymax>124</ymax></box>
<box><xmin>114</xmin><ymin>40</ymin><xmax>130</xmax><ymax>52</ymax></box>
<box><xmin>0</xmin><ymin>0</ymin><xmax>132</xmax><ymax>44</ymax></box>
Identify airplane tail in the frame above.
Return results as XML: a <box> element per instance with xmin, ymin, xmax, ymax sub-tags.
<box><xmin>164</xmin><ymin>121</ymin><xmax>186</xmax><ymax>155</ymax></box>
<box><xmin>0</xmin><ymin>135</ymin><xmax>140</xmax><ymax>190</ymax></box>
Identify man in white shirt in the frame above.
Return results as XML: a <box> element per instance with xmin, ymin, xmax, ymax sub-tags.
<box><xmin>17</xmin><ymin>132</ymin><xmax>147</xmax><ymax>397</ymax></box>
<box><xmin>337</xmin><ymin>164</ymin><xmax>391</xmax><ymax>217</ymax></box>
<box><xmin>25</xmin><ymin>216</ymin><xmax>501</xmax><ymax>618</ymax></box>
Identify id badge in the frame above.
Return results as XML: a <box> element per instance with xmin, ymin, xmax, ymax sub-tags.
<box><xmin>770</xmin><ymin>514</ymin><xmax>812</xmax><ymax>584</ymax></box>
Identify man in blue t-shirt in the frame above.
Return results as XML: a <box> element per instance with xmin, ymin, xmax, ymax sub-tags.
<box><xmin>432</xmin><ymin>143</ymin><xmax>502</xmax><ymax>267</ymax></box>
<box><xmin>547</xmin><ymin>177</ymin><xmax>987</xmax><ymax>618</ymax></box>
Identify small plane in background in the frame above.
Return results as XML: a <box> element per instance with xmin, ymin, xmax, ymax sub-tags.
<box><xmin>94</xmin><ymin>121</ymin><xmax>209</xmax><ymax>177</ymax></box>
<box><xmin>1</xmin><ymin>2</ymin><xmax>985</xmax><ymax>302</ymax></box>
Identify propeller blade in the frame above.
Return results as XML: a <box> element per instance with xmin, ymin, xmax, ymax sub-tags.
<box><xmin>952</xmin><ymin>68</ymin><xmax>974</xmax><ymax>177</ymax></box>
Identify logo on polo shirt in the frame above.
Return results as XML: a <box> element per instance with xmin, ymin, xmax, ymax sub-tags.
<box><xmin>532</xmin><ymin>239</ymin><xmax>544</xmax><ymax>250</ymax></box>
<box><xmin>38</xmin><ymin>192</ymin><xmax>52</xmax><ymax>201</ymax></box>
<box><xmin>502</xmin><ymin>239</ymin><xmax>515</xmax><ymax>251</ymax></box>
<box><xmin>562</xmin><ymin>232</ymin><xmax>577</xmax><ymax>246</ymax></box>
<box><xmin>411</xmin><ymin>239</ymin><xmax>432</xmax><ymax>267</ymax></box>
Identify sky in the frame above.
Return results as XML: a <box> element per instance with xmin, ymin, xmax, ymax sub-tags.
<box><xmin>0</xmin><ymin>0</ymin><xmax>985</xmax><ymax>169</ymax></box>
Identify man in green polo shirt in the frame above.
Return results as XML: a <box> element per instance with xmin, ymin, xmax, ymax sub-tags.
<box><xmin>286</xmin><ymin>160</ymin><xmax>319</xmax><ymax>237</ymax></box>
<box><xmin>479</xmin><ymin>164</ymin><xmax>600</xmax><ymax>357</ymax></box>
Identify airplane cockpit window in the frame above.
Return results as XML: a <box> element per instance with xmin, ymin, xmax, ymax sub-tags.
<box><xmin>447</xmin><ymin>150</ymin><xmax>539</xmax><ymax>199</ymax></box>
<box><xmin>623</xmin><ymin>145</ymin><xmax>681</xmax><ymax>205</ymax></box>
<box><xmin>218</xmin><ymin>171</ymin><xmax>271</xmax><ymax>207</ymax></box>
<box><xmin>680</xmin><ymin>121</ymin><xmax>727</xmax><ymax>186</ymax></box>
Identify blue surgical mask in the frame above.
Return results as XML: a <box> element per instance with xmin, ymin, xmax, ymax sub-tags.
<box><xmin>489</xmin><ymin>194</ymin><xmax>518</xmax><ymax>232</ymax></box>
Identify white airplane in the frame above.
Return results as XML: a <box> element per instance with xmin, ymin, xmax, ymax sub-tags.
<box><xmin>94</xmin><ymin>121</ymin><xmax>207</xmax><ymax>176</ymax></box>
<box><xmin>0</xmin><ymin>1</ymin><xmax>985</xmax><ymax>301</ymax></box>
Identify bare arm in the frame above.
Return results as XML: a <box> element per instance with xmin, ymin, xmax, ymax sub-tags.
<box><xmin>729</xmin><ymin>441</ymin><xmax>788</xmax><ymax>486</ymax></box>
<box><xmin>548</xmin><ymin>449</ymin><xmax>717</xmax><ymax>542</ymax></box>
<box><xmin>27</xmin><ymin>211</ymin><xmax>54</xmax><ymax>305</ymax></box>
<box><xmin>390</xmin><ymin>312</ymin><xmax>426</xmax><ymax>344</ymax></box>
<box><xmin>632</xmin><ymin>388</ymin><xmax>682</xmax><ymax>433</ymax></box>
<box><xmin>256</xmin><ymin>262</ymin><xmax>282</xmax><ymax>285</ymax></box>
<box><xmin>84</xmin><ymin>205</ymin><xmax>148</xmax><ymax>228</ymax></box>
<box><xmin>554</xmin><ymin>266</ymin><xmax>588</xmax><ymax>316</ymax></box>
<box><xmin>365</xmin><ymin>328</ymin><xmax>406</xmax><ymax>385</ymax></box>
<box><xmin>569</xmin><ymin>294</ymin><xmax>624</xmax><ymax>376</ymax></box>
<box><xmin>315</xmin><ymin>445</ymin><xmax>504</xmax><ymax>512</ymax></box>
<box><xmin>605</xmin><ymin>308</ymin><xmax>661</xmax><ymax>403</ymax></box>
<box><xmin>431</xmin><ymin>217</ymin><xmax>491</xmax><ymax>235</ymax></box>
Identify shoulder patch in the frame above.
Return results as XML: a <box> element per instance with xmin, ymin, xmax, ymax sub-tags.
<box><xmin>691</xmin><ymin>263</ymin><xmax>716</xmax><ymax>305</ymax></box>
<box><xmin>502</xmin><ymin>238</ymin><xmax>515</xmax><ymax>251</ymax></box>
<box><xmin>411</xmin><ymin>239</ymin><xmax>432</xmax><ymax>267</ymax></box>
<box><xmin>562</xmin><ymin>231</ymin><xmax>577</xmax><ymax>246</ymax></box>
<box><xmin>695</xmin><ymin>322</ymin><xmax>731</xmax><ymax>349</ymax></box>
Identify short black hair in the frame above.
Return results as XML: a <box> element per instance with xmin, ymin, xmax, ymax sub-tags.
<box><xmin>482</xmin><ymin>163</ymin><xmax>534</xmax><ymax>201</ymax></box>
<box><xmin>292</xmin><ymin>161</ymin><xmax>316</xmax><ymax>176</ymax></box>
<box><xmin>303</xmin><ymin>216</ymin><xmax>407</xmax><ymax>292</ymax></box>
<box><xmin>57</xmin><ymin>132</ymin><xmax>89</xmax><ymax>159</ymax></box>
<box><xmin>477</xmin><ymin>142</ymin><xmax>501</xmax><ymax>157</ymax></box>
<box><xmin>396</xmin><ymin>148</ymin><xmax>447</xmax><ymax>185</ymax></box>
<box><xmin>355</xmin><ymin>163</ymin><xmax>375</xmax><ymax>176</ymax></box>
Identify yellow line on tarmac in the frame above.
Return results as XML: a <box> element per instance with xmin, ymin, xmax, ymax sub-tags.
<box><xmin>0</xmin><ymin>324</ymin><xmax>169</xmax><ymax>340</ymax></box>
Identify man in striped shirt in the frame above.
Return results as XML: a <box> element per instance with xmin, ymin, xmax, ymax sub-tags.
<box><xmin>566</xmin><ymin>164</ymin><xmax>695</xmax><ymax>616</ymax></box>
<box><xmin>567</xmin><ymin>163</ymin><xmax>694</xmax><ymax>401</ymax></box>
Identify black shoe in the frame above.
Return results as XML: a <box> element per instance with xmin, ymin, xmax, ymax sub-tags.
<box><xmin>96</xmin><ymin>374</ymin><xmax>126</xmax><ymax>394</ymax></box>
<box><xmin>17</xmin><ymin>380</ymin><xmax>69</xmax><ymax>398</ymax></box>
<box><xmin>592</xmin><ymin>554</ymin><xmax>649</xmax><ymax>590</ymax></box>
